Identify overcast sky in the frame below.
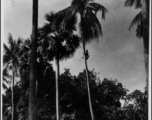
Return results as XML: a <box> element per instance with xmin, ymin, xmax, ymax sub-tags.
<box><xmin>3</xmin><ymin>0</ymin><xmax>146</xmax><ymax>93</ymax></box>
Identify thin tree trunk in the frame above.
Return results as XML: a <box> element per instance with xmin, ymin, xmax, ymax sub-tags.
<box><xmin>28</xmin><ymin>0</ymin><xmax>38</xmax><ymax>120</ymax></box>
<box><xmin>141</xmin><ymin>0</ymin><xmax>149</xmax><ymax>119</ymax></box>
<box><xmin>55</xmin><ymin>56</ymin><xmax>60</xmax><ymax>120</ymax></box>
<box><xmin>82</xmin><ymin>39</ymin><xmax>95</xmax><ymax>120</ymax></box>
<box><xmin>11</xmin><ymin>72</ymin><xmax>15</xmax><ymax>120</ymax></box>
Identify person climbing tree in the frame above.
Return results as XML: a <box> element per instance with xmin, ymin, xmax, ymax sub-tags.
<box><xmin>83</xmin><ymin>50</ymin><xmax>89</xmax><ymax>60</ymax></box>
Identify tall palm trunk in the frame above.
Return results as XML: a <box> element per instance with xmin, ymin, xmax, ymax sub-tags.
<box><xmin>142</xmin><ymin>0</ymin><xmax>149</xmax><ymax>94</ymax></box>
<box><xmin>28</xmin><ymin>0</ymin><xmax>38</xmax><ymax>120</ymax></box>
<box><xmin>55</xmin><ymin>56</ymin><xmax>60</xmax><ymax>120</ymax></box>
<box><xmin>141</xmin><ymin>0</ymin><xmax>149</xmax><ymax>119</ymax></box>
<box><xmin>11</xmin><ymin>72</ymin><xmax>15</xmax><ymax>120</ymax></box>
<box><xmin>82</xmin><ymin>39</ymin><xmax>95</xmax><ymax>120</ymax></box>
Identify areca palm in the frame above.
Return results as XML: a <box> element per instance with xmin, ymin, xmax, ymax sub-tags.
<box><xmin>124</xmin><ymin>0</ymin><xmax>149</xmax><ymax>96</ymax></box>
<box><xmin>3</xmin><ymin>34</ymin><xmax>23</xmax><ymax>120</ymax></box>
<box><xmin>39</xmin><ymin>12</ymin><xmax>80</xmax><ymax>120</ymax></box>
<box><xmin>54</xmin><ymin>0</ymin><xmax>107</xmax><ymax>120</ymax></box>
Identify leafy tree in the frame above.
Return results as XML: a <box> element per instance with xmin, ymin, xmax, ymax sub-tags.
<box><xmin>39</xmin><ymin>12</ymin><xmax>80</xmax><ymax>120</ymax></box>
<box><xmin>3</xmin><ymin>66</ymin><xmax>129</xmax><ymax>120</ymax></box>
<box><xmin>3</xmin><ymin>76</ymin><xmax>29</xmax><ymax>120</ymax></box>
<box><xmin>123</xmin><ymin>89</ymin><xmax>148</xmax><ymax>120</ymax></box>
<box><xmin>54</xmin><ymin>1</ymin><xmax>107</xmax><ymax>119</ymax></box>
<box><xmin>59</xmin><ymin>69</ymin><xmax>128</xmax><ymax>120</ymax></box>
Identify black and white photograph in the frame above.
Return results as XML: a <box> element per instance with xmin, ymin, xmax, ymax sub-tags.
<box><xmin>1</xmin><ymin>0</ymin><xmax>151</xmax><ymax>120</ymax></box>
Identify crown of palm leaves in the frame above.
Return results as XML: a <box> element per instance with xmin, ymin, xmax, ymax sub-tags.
<box><xmin>54</xmin><ymin>0</ymin><xmax>107</xmax><ymax>43</ymax></box>
<box><xmin>39</xmin><ymin>12</ymin><xmax>81</xmax><ymax>61</ymax></box>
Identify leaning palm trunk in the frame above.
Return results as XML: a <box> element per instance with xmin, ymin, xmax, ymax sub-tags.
<box><xmin>28</xmin><ymin>0</ymin><xmax>38</xmax><ymax>120</ymax></box>
<box><xmin>11</xmin><ymin>72</ymin><xmax>15</xmax><ymax>120</ymax></box>
<box><xmin>141</xmin><ymin>0</ymin><xmax>149</xmax><ymax>119</ymax></box>
<box><xmin>55</xmin><ymin>56</ymin><xmax>60</xmax><ymax>120</ymax></box>
<box><xmin>82</xmin><ymin>39</ymin><xmax>95</xmax><ymax>120</ymax></box>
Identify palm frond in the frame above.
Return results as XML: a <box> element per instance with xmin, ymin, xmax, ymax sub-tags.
<box><xmin>55</xmin><ymin>6</ymin><xmax>78</xmax><ymax>32</ymax></box>
<box><xmin>24</xmin><ymin>38</ymin><xmax>31</xmax><ymax>46</ymax></box>
<box><xmin>3</xmin><ymin>63</ymin><xmax>12</xmax><ymax>86</ymax></box>
<box><xmin>45</xmin><ymin>11</ymin><xmax>56</xmax><ymax>23</ymax></box>
<box><xmin>46</xmin><ymin>32</ymin><xmax>80</xmax><ymax>61</ymax></box>
<box><xmin>3</xmin><ymin>42</ymin><xmax>20</xmax><ymax>76</ymax></box>
<box><xmin>87</xmin><ymin>2</ymin><xmax>107</xmax><ymax>19</ymax></box>
<box><xmin>54</xmin><ymin>7</ymin><xmax>72</xmax><ymax>26</ymax></box>
<box><xmin>3</xmin><ymin>67</ymin><xmax>11</xmax><ymax>82</ymax></box>
<box><xmin>8</xmin><ymin>33</ymin><xmax>13</xmax><ymax>45</ymax></box>
<box><xmin>17</xmin><ymin>37</ymin><xmax>23</xmax><ymax>45</ymax></box>
<box><xmin>89</xmin><ymin>11</ymin><xmax>102</xmax><ymax>36</ymax></box>
<box><xmin>3</xmin><ymin>54</ymin><xmax>11</xmax><ymax>65</ymax></box>
<box><xmin>3</xmin><ymin>44</ymin><xmax>13</xmax><ymax>64</ymax></box>
<box><xmin>79</xmin><ymin>10</ymin><xmax>102</xmax><ymax>43</ymax></box>
<box><xmin>136</xmin><ymin>21</ymin><xmax>143</xmax><ymax>38</ymax></box>
<box><xmin>40</xmin><ymin>10</ymin><xmax>81</xmax><ymax>61</ymax></box>
<box><xmin>13</xmin><ymin>39</ymin><xmax>23</xmax><ymax>56</ymax></box>
<box><xmin>129</xmin><ymin>11</ymin><xmax>142</xmax><ymax>30</ymax></box>
<box><xmin>71</xmin><ymin>0</ymin><xmax>94</xmax><ymax>6</ymax></box>
<box><xmin>3</xmin><ymin>43</ymin><xmax>10</xmax><ymax>53</ymax></box>
<box><xmin>62</xmin><ymin>35</ymin><xmax>81</xmax><ymax>60</ymax></box>
<box><xmin>63</xmin><ymin>12</ymin><xmax>78</xmax><ymax>32</ymax></box>
<box><xmin>3</xmin><ymin>43</ymin><xmax>17</xmax><ymax>62</ymax></box>
<box><xmin>39</xmin><ymin>23</ymin><xmax>54</xmax><ymax>38</ymax></box>
<box><xmin>3</xmin><ymin>83</ymin><xmax>8</xmax><ymax>90</ymax></box>
<box><xmin>23</xmin><ymin>38</ymin><xmax>31</xmax><ymax>51</ymax></box>
<box><xmin>124</xmin><ymin>0</ymin><xmax>141</xmax><ymax>9</ymax></box>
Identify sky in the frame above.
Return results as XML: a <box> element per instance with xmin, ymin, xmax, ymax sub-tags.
<box><xmin>2</xmin><ymin>0</ymin><xmax>146</xmax><ymax>93</ymax></box>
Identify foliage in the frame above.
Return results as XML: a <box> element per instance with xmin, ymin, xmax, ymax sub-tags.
<box><xmin>2</xmin><ymin>38</ymin><xmax>137</xmax><ymax>120</ymax></box>
<box><xmin>38</xmin><ymin>12</ymin><xmax>81</xmax><ymax>61</ymax></box>
<box><xmin>122</xmin><ymin>89</ymin><xmax>148</xmax><ymax>120</ymax></box>
<box><xmin>3</xmin><ymin>66</ymin><xmax>131</xmax><ymax>120</ymax></box>
<box><xmin>55</xmin><ymin>0</ymin><xmax>107</xmax><ymax>43</ymax></box>
<box><xmin>124</xmin><ymin>0</ymin><xmax>143</xmax><ymax>38</ymax></box>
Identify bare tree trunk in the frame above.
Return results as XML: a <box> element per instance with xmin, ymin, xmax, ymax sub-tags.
<box><xmin>11</xmin><ymin>72</ymin><xmax>15</xmax><ymax>120</ymax></box>
<box><xmin>28</xmin><ymin>0</ymin><xmax>38</xmax><ymax>120</ymax></box>
<box><xmin>141</xmin><ymin>0</ymin><xmax>149</xmax><ymax>119</ymax></box>
<box><xmin>55</xmin><ymin>56</ymin><xmax>60</xmax><ymax>120</ymax></box>
<box><xmin>142</xmin><ymin>0</ymin><xmax>149</xmax><ymax>95</ymax></box>
<box><xmin>82</xmin><ymin>39</ymin><xmax>95</xmax><ymax>120</ymax></box>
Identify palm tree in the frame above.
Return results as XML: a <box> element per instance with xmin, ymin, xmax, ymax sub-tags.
<box><xmin>28</xmin><ymin>0</ymin><xmax>38</xmax><ymax>120</ymax></box>
<box><xmin>124</xmin><ymin>0</ymin><xmax>149</xmax><ymax>101</ymax></box>
<box><xmin>54</xmin><ymin>0</ymin><xmax>107</xmax><ymax>120</ymax></box>
<box><xmin>124</xmin><ymin>1</ymin><xmax>149</xmax><ymax>119</ymax></box>
<box><xmin>39</xmin><ymin>12</ymin><xmax>80</xmax><ymax>120</ymax></box>
<box><xmin>3</xmin><ymin>34</ymin><xmax>23</xmax><ymax>120</ymax></box>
